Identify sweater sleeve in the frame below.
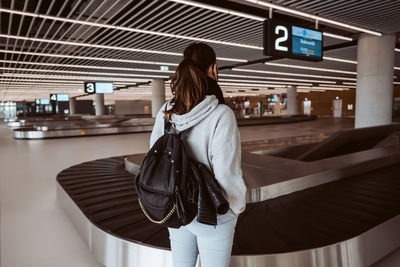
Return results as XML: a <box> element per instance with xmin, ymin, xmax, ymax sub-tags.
<box><xmin>149</xmin><ymin>104</ymin><xmax>166</xmax><ymax>148</ymax></box>
<box><xmin>209</xmin><ymin>107</ymin><xmax>247</xmax><ymax>214</ymax></box>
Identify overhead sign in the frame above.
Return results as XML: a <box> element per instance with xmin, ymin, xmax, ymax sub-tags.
<box><xmin>264</xmin><ymin>20</ymin><xmax>323</xmax><ymax>61</ymax></box>
<box><xmin>84</xmin><ymin>82</ymin><xmax>114</xmax><ymax>94</ymax></box>
<box><xmin>160</xmin><ymin>66</ymin><xmax>169</xmax><ymax>71</ymax></box>
<box><xmin>39</xmin><ymin>99</ymin><xmax>50</xmax><ymax>105</ymax></box>
<box><xmin>56</xmin><ymin>94</ymin><xmax>69</xmax><ymax>101</ymax></box>
<box><xmin>95</xmin><ymin>82</ymin><xmax>114</xmax><ymax>94</ymax></box>
<box><xmin>50</xmin><ymin>94</ymin><xmax>69</xmax><ymax>102</ymax></box>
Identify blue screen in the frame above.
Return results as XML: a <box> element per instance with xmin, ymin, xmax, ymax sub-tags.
<box><xmin>95</xmin><ymin>82</ymin><xmax>114</xmax><ymax>94</ymax></box>
<box><xmin>292</xmin><ymin>26</ymin><xmax>322</xmax><ymax>59</ymax></box>
<box><xmin>40</xmin><ymin>99</ymin><xmax>50</xmax><ymax>105</ymax></box>
<box><xmin>56</xmin><ymin>94</ymin><xmax>69</xmax><ymax>101</ymax></box>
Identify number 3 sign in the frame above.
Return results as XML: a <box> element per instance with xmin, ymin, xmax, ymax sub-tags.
<box><xmin>84</xmin><ymin>82</ymin><xmax>96</xmax><ymax>94</ymax></box>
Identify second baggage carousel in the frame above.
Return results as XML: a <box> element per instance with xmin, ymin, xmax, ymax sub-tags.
<box><xmin>13</xmin><ymin>114</ymin><xmax>316</xmax><ymax>139</ymax></box>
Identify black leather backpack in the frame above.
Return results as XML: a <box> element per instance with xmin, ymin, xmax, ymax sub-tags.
<box><xmin>135</xmin><ymin>107</ymin><xmax>229</xmax><ymax>228</ymax></box>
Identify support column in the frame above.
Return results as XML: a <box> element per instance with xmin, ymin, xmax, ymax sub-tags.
<box><xmin>22</xmin><ymin>100</ymin><xmax>27</xmax><ymax>117</ymax></box>
<box><xmin>355</xmin><ymin>33</ymin><xmax>396</xmax><ymax>128</ymax></box>
<box><xmin>95</xmin><ymin>94</ymin><xmax>106</xmax><ymax>116</ymax></box>
<box><xmin>69</xmin><ymin>97</ymin><xmax>77</xmax><ymax>115</ymax></box>
<box><xmin>152</xmin><ymin>79</ymin><xmax>165</xmax><ymax>117</ymax></box>
<box><xmin>51</xmin><ymin>100</ymin><xmax>57</xmax><ymax>115</ymax></box>
<box><xmin>286</xmin><ymin>85</ymin><xmax>298</xmax><ymax>115</ymax></box>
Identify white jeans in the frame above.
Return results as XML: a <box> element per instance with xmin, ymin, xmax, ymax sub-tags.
<box><xmin>168</xmin><ymin>210</ymin><xmax>237</xmax><ymax>267</ymax></box>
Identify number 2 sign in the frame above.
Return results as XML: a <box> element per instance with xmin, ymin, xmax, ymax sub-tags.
<box><xmin>264</xmin><ymin>20</ymin><xmax>292</xmax><ymax>58</ymax></box>
<box><xmin>274</xmin><ymin>25</ymin><xmax>289</xmax><ymax>52</ymax></box>
<box><xmin>263</xmin><ymin>19</ymin><xmax>323</xmax><ymax>61</ymax></box>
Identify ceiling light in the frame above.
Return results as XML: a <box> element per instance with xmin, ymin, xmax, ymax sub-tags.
<box><xmin>218</xmin><ymin>78</ymin><xmax>312</xmax><ymax>86</ymax></box>
<box><xmin>264</xmin><ymin>62</ymin><xmax>356</xmax><ymax>75</ymax></box>
<box><xmin>320</xmin><ymin>84</ymin><xmax>355</xmax><ymax>88</ymax></box>
<box><xmin>323</xmin><ymin>57</ymin><xmax>399</xmax><ymax>72</ymax></box>
<box><xmin>323</xmin><ymin>32</ymin><xmax>352</xmax><ymax>41</ymax></box>
<box><xmin>297</xmin><ymin>86</ymin><xmax>347</xmax><ymax>91</ymax></box>
<box><xmin>0</xmin><ymin>60</ymin><xmax>175</xmax><ymax>73</ymax></box>
<box><xmin>219</xmin><ymin>73</ymin><xmax>336</xmax><ymax>84</ymax></box>
<box><xmin>323</xmin><ymin>56</ymin><xmax>357</xmax><ymax>64</ymax></box>
<box><xmin>0</xmin><ymin>67</ymin><xmax>170</xmax><ymax>78</ymax></box>
<box><xmin>0</xmin><ymin>34</ymin><xmax>181</xmax><ymax>56</ymax></box>
<box><xmin>0</xmin><ymin>49</ymin><xmax>178</xmax><ymax>66</ymax></box>
<box><xmin>167</xmin><ymin>1</ymin><xmax>354</xmax><ymax>41</ymax></box>
<box><xmin>0</xmin><ymin>73</ymin><xmax>157</xmax><ymax>82</ymax></box>
<box><xmin>246</xmin><ymin>0</ymin><xmax>381</xmax><ymax>36</ymax></box>
<box><xmin>0</xmin><ymin>36</ymin><xmax>247</xmax><ymax>62</ymax></box>
<box><xmin>232</xmin><ymin>68</ymin><xmax>356</xmax><ymax>80</ymax></box>
<box><xmin>219</xmin><ymin>82</ymin><xmax>286</xmax><ymax>87</ymax></box>
<box><xmin>217</xmin><ymin>57</ymin><xmax>247</xmax><ymax>62</ymax></box>
<box><xmin>0</xmin><ymin>8</ymin><xmax>262</xmax><ymax>50</ymax></box>
<box><xmin>168</xmin><ymin>0</ymin><xmax>265</xmax><ymax>21</ymax></box>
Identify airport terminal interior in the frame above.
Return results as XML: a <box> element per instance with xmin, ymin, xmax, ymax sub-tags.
<box><xmin>1</xmin><ymin>0</ymin><xmax>400</xmax><ymax>266</ymax></box>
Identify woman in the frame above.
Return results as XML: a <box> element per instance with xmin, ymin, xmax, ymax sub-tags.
<box><xmin>150</xmin><ymin>43</ymin><xmax>247</xmax><ymax>267</ymax></box>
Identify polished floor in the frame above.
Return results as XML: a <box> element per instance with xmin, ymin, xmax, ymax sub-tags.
<box><xmin>1</xmin><ymin>117</ymin><xmax>400</xmax><ymax>267</ymax></box>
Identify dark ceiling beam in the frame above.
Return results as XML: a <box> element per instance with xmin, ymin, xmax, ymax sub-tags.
<box><xmin>219</xmin><ymin>56</ymin><xmax>281</xmax><ymax>71</ymax></box>
<box><xmin>324</xmin><ymin>40</ymin><xmax>357</xmax><ymax>52</ymax></box>
<box><xmin>195</xmin><ymin>0</ymin><xmax>354</xmax><ymax>38</ymax></box>
<box><xmin>114</xmin><ymin>81</ymin><xmax>151</xmax><ymax>91</ymax></box>
<box><xmin>218</xmin><ymin>40</ymin><xmax>357</xmax><ymax>71</ymax></box>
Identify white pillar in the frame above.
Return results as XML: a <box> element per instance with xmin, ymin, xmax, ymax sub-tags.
<box><xmin>95</xmin><ymin>94</ymin><xmax>106</xmax><ymax>116</ymax></box>
<box><xmin>355</xmin><ymin>33</ymin><xmax>396</xmax><ymax>128</ymax></box>
<box><xmin>286</xmin><ymin>86</ymin><xmax>298</xmax><ymax>115</ymax></box>
<box><xmin>69</xmin><ymin>97</ymin><xmax>77</xmax><ymax>115</ymax></box>
<box><xmin>152</xmin><ymin>79</ymin><xmax>165</xmax><ymax>117</ymax></box>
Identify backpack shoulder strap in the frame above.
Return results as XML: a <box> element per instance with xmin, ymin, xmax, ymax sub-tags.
<box><xmin>178</xmin><ymin>128</ymin><xmax>191</xmax><ymax>139</ymax></box>
<box><xmin>164</xmin><ymin>103</ymin><xmax>175</xmax><ymax>134</ymax></box>
<box><xmin>163</xmin><ymin>102</ymin><xmax>192</xmax><ymax>137</ymax></box>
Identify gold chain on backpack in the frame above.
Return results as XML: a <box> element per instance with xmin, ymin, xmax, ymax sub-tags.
<box><xmin>138</xmin><ymin>186</ymin><xmax>178</xmax><ymax>224</ymax></box>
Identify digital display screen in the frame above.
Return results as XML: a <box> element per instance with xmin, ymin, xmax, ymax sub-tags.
<box><xmin>39</xmin><ymin>99</ymin><xmax>50</xmax><ymax>105</ymax></box>
<box><xmin>292</xmin><ymin>26</ymin><xmax>322</xmax><ymax>60</ymax></box>
<box><xmin>56</xmin><ymin>94</ymin><xmax>69</xmax><ymax>102</ymax></box>
<box><xmin>95</xmin><ymin>82</ymin><xmax>114</xmax><ymax>94</ymax></box>
<box><xmin>264</xmin><ymin>20</ymin><xmax>323</xmax><ymax>61</ymax></box>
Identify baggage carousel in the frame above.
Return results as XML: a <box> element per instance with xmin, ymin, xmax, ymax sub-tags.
<box><xmin>12</xmin><ymin>115</ymin><xmax>154</xmax><ymax>139</ymax></box>
<box><xmin>13</xmin><ymin>114</ymin><xmax>316</xmax><ymax>140</ymax></box>
<box><xmin>56</xmin><ymin>124</ymin><xmax>400</xmax><ymax>267</ymax></box>
<box><xmin>7</xmin><ymin>115</ymin><xmax>84</xmax><ymax>128</ymax></box>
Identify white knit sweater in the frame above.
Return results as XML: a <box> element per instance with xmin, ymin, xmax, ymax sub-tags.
<box><xmin>150</xmin><ymin>95</ymin><xmax>247</xmax><ymax>215</ymax></box>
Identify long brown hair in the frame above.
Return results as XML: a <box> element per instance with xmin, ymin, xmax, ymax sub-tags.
<box><xmin>164</xmin><ymin>43</ymin><xmax>217</xmax><ymax>118</ymax></box>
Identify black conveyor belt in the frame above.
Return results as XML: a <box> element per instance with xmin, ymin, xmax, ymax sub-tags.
<box><xmin>57</xmin><ymin>156</ymin><xmax>400</xmax><ymax>255</ymax></box>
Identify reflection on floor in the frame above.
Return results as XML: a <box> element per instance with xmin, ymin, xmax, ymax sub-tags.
<box><xmin>0</xmin><ymin>117</ymin><xmax>399</xmax><ymax>267</ymax></box>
